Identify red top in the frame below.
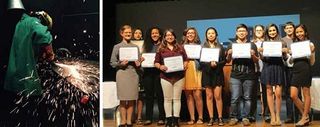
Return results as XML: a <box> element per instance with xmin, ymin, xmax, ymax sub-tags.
<box><xmin>154</xmin><ymin>45</ymin><xmax>188</xmax><ymax>84</ymax></box>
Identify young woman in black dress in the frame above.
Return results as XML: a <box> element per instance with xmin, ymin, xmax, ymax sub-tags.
<box><xmin>290</xmin><ymin>24</ymin><xmax>315</xmax><ymax>126</ymax></box>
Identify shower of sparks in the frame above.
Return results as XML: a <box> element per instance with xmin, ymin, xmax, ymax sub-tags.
<box><xmin>10</xmin><ymin>12</ymin><xmax>99</xmax><ymax>126</ymax></box>
<box><xmin>10</xmin><ymin>59</ymin><xmax>99</xmax><ymax>127</ymax></box>
<box><xmin>18</xmin><ymin>70</ymin><xmax>34</xmax><ymax>81</ymax></box>
<box><xmin>54</xmin><ymin>60</ymin><xmax>99</xmax><ymax>94</ymax></box>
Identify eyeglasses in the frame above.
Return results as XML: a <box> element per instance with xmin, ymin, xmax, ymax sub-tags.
<box><xmin>237</xmin><ymin>30</ymin><xmax>247</xmax><ymax>32</ymax></box>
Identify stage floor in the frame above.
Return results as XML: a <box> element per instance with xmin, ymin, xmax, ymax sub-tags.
<box><xmin>103</xmin><ymin>99</ymin><xmax>320</xmax><ymax>127</ymax></box>
<box><xmin>104</xmin><ymin>119</ymin><xmax>320</xmax><ymax>127</ymax></box>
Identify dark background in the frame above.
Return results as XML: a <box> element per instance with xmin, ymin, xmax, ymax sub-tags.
<box><xmin>103</xmin><ymin>0</ymin><xmax>320</xmax><ymax>81</ymax></box>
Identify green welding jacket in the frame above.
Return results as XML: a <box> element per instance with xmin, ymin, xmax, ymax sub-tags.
<box><xmin>4</xmin><ymin>13</ymin><xmax>52</xmax><ymax>96</ymax></box>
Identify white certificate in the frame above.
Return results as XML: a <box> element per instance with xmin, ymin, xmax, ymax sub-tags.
<box><xmin>291</xmin><ymin>40</ymin><xmax>311</xmax><ymax>59</ymax></box>
<box><xmin>131</xmin><ymin>40</ymin><xmax>144</xmax><ymax>53</ymax></box>
<box><xmin>119</xmin><ymin>47</ymin><xmax>139</xmax><ymax>61</ymax></box>
<box><xmin>232</xmin><ymin>43</ymin><xmax>251</xmax><ymax>58</ymax></box>
<box><xmin>163</xmin><ymin>56</ymin><xmax>184</xmax><ymax>73</ymax></box>
<box><xmin>200</xmin><ymin>48</ymin><xmax>220</xmax><ymax>62</ymax></box>
<box><xmin>141</xmin><ymin>53</ymin><xmax>156</xmax><ymax>68</ymax></box>
<box><xmin>184</xmin><ymin>44</ymin><xmax>202</xmax><ymax>59</ymax></box>
<box><xmin>262</xmin><ymin>41</ymin><xmax>282</xmax><ymax>57</ymax></box>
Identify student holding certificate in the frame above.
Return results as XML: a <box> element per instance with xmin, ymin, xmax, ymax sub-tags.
<box><xmin>110</xmin><ymin>25</ymin><xmax>142</xmax><ymax>127</ymax></box>
<box><xmin>249</xmin><ymin>24</ymin><xmax>268</xmax><ymax>122</ymax></box>
<box><xmin>142</xmin><ymin>27</ymin><xmax>166</xmax><ymax>126</ymax></box>
<box><xmin>154</xmin><ymin>29</ymin><xmax>188</xmax><ymax>127</ymax></box>
<box><xmin>200</xmin><ymin>27</ymin><xmax>226</xmax><ymax>126</ymax></box>
<box><xmin>260</xmin><ymin>24</ymin><xmax>286</xmax><ymax>126</ymax></box>
<box><xmin>132</xmin><ymin>28</ymin><xmax>144</xmax><ymax>125</ymax></box>
<box><xmin>226</xmin><ymin>24</ymin><xmax>259</xmax><ymax>126</ymax></box>
<box><xmin>281</xmin><ymin>22</ymin><xmax>298</xmax><ymax>124</ymax></box>
<box><xmin>290</xmin><ymin>24</ymin><xmax>315</xmax><ymax>126</ymax></box>
<box><xmin>182</xmin><ymin>27</ymin><xmax>204</xmax><ymax>125</ymax></box>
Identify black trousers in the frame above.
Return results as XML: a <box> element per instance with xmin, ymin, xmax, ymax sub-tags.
<box><xmin>143</xmin><ymin>68</ymin><xmax>165</xmax><ymax>121</ymax></box>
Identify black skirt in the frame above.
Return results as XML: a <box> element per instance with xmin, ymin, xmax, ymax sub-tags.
<box><xmin>291</xmin><ymin>59</ymin><xmax>312</xmax><ymax>87</ymax></box>
<box><xmin>202</xmin><ymin>69</ymin><xmax>224</xmax><ymax>87</ymax></box>
<box><xmin>261</xmin><ymin>62</ymin><xmax>285</xmax><ymax>86</ymax></box>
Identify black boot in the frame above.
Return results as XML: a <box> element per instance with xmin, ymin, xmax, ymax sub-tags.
<box><xmin>165</xmin><ymin>117</ymin><xmax>172</xmax><ymax>127</ymax></box>
<box><xmin>172</xmin><ymin>117</ymin><xmax>179</xmax><ymax>127</ymax></box>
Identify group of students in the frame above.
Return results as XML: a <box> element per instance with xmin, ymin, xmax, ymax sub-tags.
<box><xmin>110</xmin><ymin>22</ymin><xmax>315</xmax><ymax>127</ymax></box>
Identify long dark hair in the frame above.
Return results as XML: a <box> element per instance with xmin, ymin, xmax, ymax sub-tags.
<box><xmin>203</xmin><ymin>27</ymin><xmax>220</xmax><ymax>47</ymax></box>
<box><xmin>158</xmin><ymin>29</ymin><xmax>182</xmax><ymax>52</ymax></box>
<box><xmin>266</xmin><ymin>23</ymin><xmax>281</xmax><ymax>41</ymax></box>
<box><xmin>294</xmin><ymin>24</ymin><xmax>309</xmax><ymax>41</ymax></box>
<box><xmin>132</xmin><ymin>28</ymin><xmax>143</xmax><ymax>40</ymax></box>
<box><xmin>144</xmin><ymin>26</ymin><xmax>163</xmax><ymax>52</ymax></box>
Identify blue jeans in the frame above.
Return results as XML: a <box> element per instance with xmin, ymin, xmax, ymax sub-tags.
<box><xmin>229</xmin><ymin>78</ymin><xmax>254</xmax><ymax>119</ymax></box>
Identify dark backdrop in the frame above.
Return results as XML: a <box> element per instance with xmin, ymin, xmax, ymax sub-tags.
<box><xmin>104</xmin><ymin>0</ymin><xmax>320</xmax><ymax>81</ymax></box>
